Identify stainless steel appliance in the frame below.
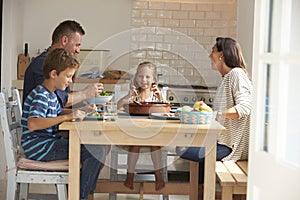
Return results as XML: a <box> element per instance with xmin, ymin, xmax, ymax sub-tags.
<box><xmin>161</xmin><ymin>84</ymin><xmax>217</xmax><ymax>108</ymax></box>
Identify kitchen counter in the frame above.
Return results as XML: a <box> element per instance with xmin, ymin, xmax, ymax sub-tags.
<box><xmin>12</xmin><ymin>80</ymin><xmax>129</xmax><ymax>103</ymax></box>
<box><xmin>12</xmin><ymin>79</ymin><xmax>130</xmax><ymax>93</ymax></box>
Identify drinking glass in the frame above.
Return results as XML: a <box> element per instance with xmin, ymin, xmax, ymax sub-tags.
<box><xmin>103</xmin><ymin>102</ymin><xmax>118</xmax><ymax>121</ymax></box>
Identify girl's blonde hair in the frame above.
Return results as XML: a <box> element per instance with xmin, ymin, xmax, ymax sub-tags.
<box><xmin>133</xmin><ymin>62</ymin><xmax>158</xmax><ymax>88</ymax></box>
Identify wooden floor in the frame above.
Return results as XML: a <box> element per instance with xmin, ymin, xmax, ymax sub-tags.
<box><xmin>0</xmin><ymin>179</ymin><xmax>245</xmax><ymax>200</ymax></box>
<box><xmin>0</xmin><ymin>180</ymin><xmax>189</xmax><ymax>200</ymax></box>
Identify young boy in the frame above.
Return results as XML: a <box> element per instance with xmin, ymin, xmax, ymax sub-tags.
<box><xmin>21</xmin><ymin>48</ymin><xmax>109</xmax><ymax>200</ymax></box>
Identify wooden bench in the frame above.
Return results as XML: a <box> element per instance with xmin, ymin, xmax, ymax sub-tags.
<box><xmin>216</xmin><ymin>161</ymin><xmax>248</xmax><ymax>200</ymax></box>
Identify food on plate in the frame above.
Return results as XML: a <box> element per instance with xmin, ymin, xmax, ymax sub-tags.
<box><xmin>92</xmin><ymin>112</ymin><xmax>103</xmax><ymax>117</ymax></box>
<box><xmin>99</xmin><ymin>90</ymin><xmax>111</xmax><ymax>96</ymax></box>
<box><xmin>193</xmin><ymin>101</ymin><xmax>213</xmax><ymax>112</ymax></box>
<box><xmin>162</xmin><ymin>113</ymin><xmax>179</xmax><ymax>117</ymax></box>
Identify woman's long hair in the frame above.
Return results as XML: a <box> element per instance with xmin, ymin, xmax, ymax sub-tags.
<box><xmin>216</xmin><ymin>37</ymin><xmax>251</xmax><ymax>80</ymax></box>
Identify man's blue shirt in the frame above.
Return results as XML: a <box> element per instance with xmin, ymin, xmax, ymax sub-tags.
<box><xmin>23</xmin><ymin>48</ymin><xmax>70</xmax><ymax>107</ymax></box>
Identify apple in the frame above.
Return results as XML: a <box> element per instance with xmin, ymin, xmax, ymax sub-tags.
<box><xmin>193</xmin><ymin>101</ymin><xmax>212</xmax><ymax>112</ymax></box>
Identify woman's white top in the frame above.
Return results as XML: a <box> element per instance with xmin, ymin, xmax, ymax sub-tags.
<box><xmin>214</xmin><ymin>68</ymin><xmax>253</xmax><ymax>161</ymax></box>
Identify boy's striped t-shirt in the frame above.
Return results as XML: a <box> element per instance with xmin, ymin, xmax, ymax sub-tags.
<box><xmin>21</xmin><ymin>85</ymin><xmax>62</xmax><ymax>161</ymax></box>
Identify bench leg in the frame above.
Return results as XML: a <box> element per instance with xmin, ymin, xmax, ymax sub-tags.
<box><xmin>189</xmin><ymin>161</ymin><xmax>199</xmax><ymax>200</ymax></box>
<box><xmin>222</xmin><ymin>186</ymin><xmax>233</xmax><ymax>200</ymax></box>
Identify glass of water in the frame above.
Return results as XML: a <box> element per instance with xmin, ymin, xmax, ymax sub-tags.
<box><xmin>103</xmin><ymin>102</ymin><xmax>118</xmax><ymax>121</ymax></box>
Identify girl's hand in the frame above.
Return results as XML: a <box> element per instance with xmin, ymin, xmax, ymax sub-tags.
<box><xmin>151</xmin><ymin>84</ymin><xmax>162</xmax><ymax>99</ymax></box>
<box><xmin>130</xmin><ymin>85</ymin><xmax>139</xmax><ymax>98</ymax></box>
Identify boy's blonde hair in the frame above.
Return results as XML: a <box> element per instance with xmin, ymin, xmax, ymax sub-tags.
<box><xmin>43</xmin><ymin>48</ymin><xmax>80</xmax><ymax>79</ymax></box>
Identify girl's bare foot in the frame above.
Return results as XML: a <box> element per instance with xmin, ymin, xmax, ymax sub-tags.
<box><xmin>155</xmin><ymin>179</ymin><xmax>165</xmax><ymax>191</ymax></box>
<box><xmin>124</xmin><ymin>172</ymin><xmax>134</xmax><ymax>190</ymax></box>
<box><xmin>155</xmin><ymin>171</ymin><xmax>165</xmax><ymax>191</ymax></box>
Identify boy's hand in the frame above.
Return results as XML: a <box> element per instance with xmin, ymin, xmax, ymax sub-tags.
<box><xmin>70</xmin><ymin>110</ymin><xmax>86</xmax><ymax>122</ymax></box>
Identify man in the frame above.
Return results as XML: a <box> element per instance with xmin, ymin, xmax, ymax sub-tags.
<box><xmin>23</xmin><ymin>20</ymin><xmax>103</xmax><ymax>107</ymax></box>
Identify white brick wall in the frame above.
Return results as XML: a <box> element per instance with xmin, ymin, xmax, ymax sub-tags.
<box><xmin>129</xmin><ymin>0</ymin><xmax>237</xmax><ymax>87</ymax></box>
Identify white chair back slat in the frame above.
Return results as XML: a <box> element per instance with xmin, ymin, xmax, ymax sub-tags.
<box><xmin>12</xmin><ymin>89</ymin><xmax>23</xmax><ymax>153</ymax></box>
<box><xmin>0</xmin><ymin>92</ymin><xmax>18</xmax><ymax>170</ymax></box>
<box><xmin>12</xmin><ymin>88</ymin><xmax>22</xmax><ymax>121</ymax></box>
<box><xmin>1</xmin><ymin>88</ymin><xmax>13</xmax><ymax>125</ymax></box>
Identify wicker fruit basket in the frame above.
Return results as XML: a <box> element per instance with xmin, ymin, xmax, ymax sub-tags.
<box><xmin>179</xmin><ymin>110</ymin><xmax>212</xmax><ymax>124</ymax></box>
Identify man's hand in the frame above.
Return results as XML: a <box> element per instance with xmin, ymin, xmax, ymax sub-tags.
<box><xmin>83</xmin><ymin>83</ymin><xmax>104</xmax><ymax>99</ymax></box>
<box><xmin>78</xmin><ymin>104</ymin><xmax>97</xmax><ymax>114</ymax></box>
<box><xmin>66</xmin><ymin>83</ymin><xmax>105</xmax><ymax>107</ymax></box>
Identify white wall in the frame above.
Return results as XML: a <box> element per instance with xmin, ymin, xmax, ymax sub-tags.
<box><xmin>0</xmin><ymin>0</ymin><xmax>132</xmax><ymax>90</ymax></box>
<box><xmin>1</xmin><ymin>0</ymin><xmax>23</xmax><ymax>91</ymax></box>
<box><xmin>0</xmin><ymin>0</ymin><xmax>24</xmax><ymax>179</ymax></box>
<box><xmin>237</xmin><ymin>0</ymin><xmax>254</xmax><ymax>76</ymax></box>
<box><xmin>22</xmin><ymin>0</ymin><xmax>132</xmax><ymax>56</ymax></box>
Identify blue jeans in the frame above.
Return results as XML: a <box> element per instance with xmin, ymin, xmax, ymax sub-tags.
<box><xmin>42</xmin><ymin>137</ymin><xmax>109</xmax><ymax>199</ymax></box>
<box><xmin>176</xmin><ymin>144</ymin><xmax>232</xmax><ymax>184</ymax></box>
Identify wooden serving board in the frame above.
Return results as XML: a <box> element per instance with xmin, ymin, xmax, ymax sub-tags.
<box><xmin>17</xmin><ymin>43</ymin><xmax>30</xmax><ymax>80</ymax></box>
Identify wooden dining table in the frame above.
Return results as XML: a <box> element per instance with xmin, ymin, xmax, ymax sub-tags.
<box><xmin>59</xmin><ymin>116</ymin><xmax>227</xmax><ymax>200</ymax></box>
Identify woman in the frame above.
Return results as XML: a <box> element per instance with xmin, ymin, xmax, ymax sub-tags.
<box><xmin>177</xmin><ymin>37</ymin><xmax>252</xmax><ymax>199</ymax></box>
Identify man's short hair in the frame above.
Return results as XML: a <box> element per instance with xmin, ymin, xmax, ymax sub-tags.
<box><xmin>51</xmin><ymin>20</ymin><xmax>85</xmax><ymax>44</ymax></box>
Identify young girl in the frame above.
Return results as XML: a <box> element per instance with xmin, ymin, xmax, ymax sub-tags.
<box><xmin>118</xmin><ymin>62</ymin><xmax>166</xmax><ymax>191</ymax></box>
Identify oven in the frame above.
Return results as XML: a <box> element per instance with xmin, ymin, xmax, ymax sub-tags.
<box><xmin>160</xmin><ymin>84</ymin><xmax>217</xmax><ymax>109</ymax></box>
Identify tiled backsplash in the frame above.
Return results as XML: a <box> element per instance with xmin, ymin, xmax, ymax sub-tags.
<box><xmin>127</xmin><ymin>0</ymin><xmax>237</xmax><ymax>87</ymax></box>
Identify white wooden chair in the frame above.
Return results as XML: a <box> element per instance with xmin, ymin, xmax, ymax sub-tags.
<box><xmin>0</xmin><ymin>89</ymin><xmax>69</xmax><ymax>200</ymax></box>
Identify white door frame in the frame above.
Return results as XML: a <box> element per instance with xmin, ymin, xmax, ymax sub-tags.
<box><xmin>248</xmin><ymin>0</ymin><xmax>300</xmax><ymax>199</ymax></box>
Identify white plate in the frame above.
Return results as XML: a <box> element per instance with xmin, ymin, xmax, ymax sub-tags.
<box><xmin>86</xmin><ymin>95</ymin><xmax>113</xmax><ymax>104</ymax></box>
<box><xmin>149</xmin><ymin>113</ymin><xmax>180</xmax><ymax>120</ymax></box>
<box><xmin>84</xmin><ymin>115</ymin><xmax>107</xmax><ymax>120</ymax></box>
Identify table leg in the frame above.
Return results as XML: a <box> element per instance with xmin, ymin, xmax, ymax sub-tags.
<box><xmin>190</xmin><ymin>161</ymin><xmax>199</xmax><ymax>200</ymax></box>
<box><xmin>203</xmin><ymin>143</ymin><xmax>216</xmax><ymax>200</ymax></box>
<box><xmin>69</xmin><ymin>130</ymin><xmax>81</xmax><ymax>200</ymax></box>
